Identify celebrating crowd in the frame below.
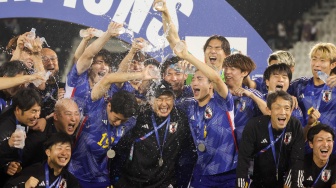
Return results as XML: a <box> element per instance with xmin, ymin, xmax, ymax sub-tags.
<box><xmin>1</xmin><ymin>1</ymin><xmax>336</xmax><ymax>188</ymax></box>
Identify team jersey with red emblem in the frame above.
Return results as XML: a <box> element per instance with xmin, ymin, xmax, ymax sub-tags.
<box><xmin>302</xmin><ymin>153</ymin><xmax>336</xmax><ymax>188</ymax></box>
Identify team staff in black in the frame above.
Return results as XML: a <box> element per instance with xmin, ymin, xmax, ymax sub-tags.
<box><xmin>286</xmin><ymin>123</ymin><xmax>336</xmax><ymax>188</ymax></box>
<box><xmin>236</xmin><ymin>90</ymin><xmax>304</xmax><ymax>188</ymax></box>
<box><xmin>114</xmin><ymin>81</ymin><xmax>196</xmax><ymax>188</ymax></box>
<box><xmin>0</xmin><ymin>88</ymin><xmax>50</xmax><ymax>187</ymax></box>
<box><xmin>4</xmin><ymin>132</ymin><xmax>81</xmax><ymax>188</ymax></box>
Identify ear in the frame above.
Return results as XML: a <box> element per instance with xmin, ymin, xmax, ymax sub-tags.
<box><xmin>265</xmin><ymin>79</ymin><xmax>270</xmax><ymax>88</ymax></box>
<box><xmin>45</xmin><ymin>149</ymin><xmax>51</xmax><ymax>157</ymax></box>
<box><xmin>266</xmin><ymin>106</ymin><xmax>271</xmax><ymax>115</ymax></box>
<box><xmin>107</xmin><ymin>102</ymin><xmax>111</xmax><ymax>112</ymax></box>
<box><xmin>14</xmin><ymin>106</ymin><xmax>21</xmax><ymax>116</ymax></box>
<box><xmin>309</xmin><ymin>141</ymin><xmax>313</xmax><ymax>149</ymax></box>
<box><xmin>53</xmin><ymin>113</ymin><xmax>59</xmax><ymax>121</ymax></box>
<box><xmin>241</xmin><ymin>71</ymin><xmax>249</xmax><ymax>78</ymax></box>
<box><xmin>331</xmin><ymin>62</ymin><xmax>336</xmax><ymax>70</ymax></box>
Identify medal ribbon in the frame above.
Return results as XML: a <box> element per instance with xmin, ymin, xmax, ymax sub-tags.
<box><xmin>45</xmin><ymin>162</ymin><xmax>62</xmax><ymax>188</ymax></box>
<box><xmin>134</xmin><ymin>115</ymin><xmax>170</xmax><ymax>142</ymax></box>
<box><xmin>151</xmin><ymin>113</ymin><xmax>170</xmax><ymax>161</ymax></box>
<box><xmin>312</xmin><ymin>158</ymin><xmax>329</xmax><ymax>187</ymax></box>
<box><xmin>306</xmin><ymin>82</ymin><xmax>328</xmax><ymax>111</ymax></box>
<box><xmin>107</xmin><ymin>121</ymin><xmax>123</xmax><ymax>149</ymax></box>
<box><xmin>257</xmin><ymin>121</ymin><xmax>286</xmax><ymax>155</ymax></box>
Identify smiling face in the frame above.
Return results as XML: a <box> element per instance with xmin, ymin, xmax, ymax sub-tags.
<box><xmin>152</xmin><ymin>94</ymin><xmax>174</xmax><ymax>118</ymax></box>
<box><xmin>224</xmin><ymin>66</ymin><xmax>248</xmax><ymax>88</ymax></box>
<box><xmin>309</xmin><ymin>130</ymin><xmax>333</xmax><ymax>163</ymax></box>
<box><xmin>15</xmin><ymin>103</ymin><xmax>41</xmax><ymax>127</ymax></box>
<box><xmin>89</xmin><ymin>56</ymin><xmax>110</xmax><ymax>83</ymax></box>
<box><xmin>54</xmin><ymin>100</ymin><xmax>80</xmax><ymax>135</ymax></box>
<box><xmin>163</xmin><ymin>65</ymin><xmax>187</xmax><ymax>92</ymax></box>
<box><xmin>268</xmin><ymin>97</ymin><xmax>293</xmax><ymax>130</ymax></box>
<box><xmin>310</xmin><ymin>50</ymin><xmax>335</xmax><ymax>80</ymax></box>
<box><xmin>266</xmin><ymin>71</ymin><xmax>290</xmax><ymax>92</ymax></box>
<box><xmin>46</xmin><ymin>142</ymin><xmax>71</xmax><ymax>170</ymax></box>
<box><xmin>42</xmin><ymin>48</ymin><xmax>59</xmax><ymax>76</ymax></box>
<box><xmin>204</xmin><ymin>39</ymin><xmax>227</xmax><ymax>70</ymax></box>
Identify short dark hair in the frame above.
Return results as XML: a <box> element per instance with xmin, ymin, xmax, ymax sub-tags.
<box><xmin>93</xmin><ymin>49</ymin><xmax>113</xmax><ymax>68</ymax></box>
<box><xmin>0</xmin><ymin>61</ymin><xmax>28</xmax><ymax>77</ymax></box>
<box><xmin>263</xmin><ymin>63</ymin><xmax>292</xmax><ymax>82</ymax></box>
<box><xmin>223</xmin><ymin>54</ymin><xmax>256</xmax><ymax>76</ymax></box>
<box><xmin>330</xmin><ymin>67</ymin><xmax>336</xmax><ymax>76</ymax></box>
<box><xmin>307</xmin><ymin>123</ymin><xmax>335</xmax><ymax>142</ymax></box>
<box><xmin>12</xmin><ymin>88</ymin><xmax>42</xmax><ymax>112</ymax></box>
<box><xmin>266</xmin><ymin>90</ymin><xmax>293</xmax><ymax>109</ymax></box>
<box><xmin>43</xmin><ymin>132</ymin><xmax>73</xmax><ymax>150</ymax></box>
<box><xmin>109</xmin><ymin>91</ymin><xmax>138</xmax><ymax>118</ymax></box>
<box><xmin>203</xmin><ymin>35</ymin><xmax>231</xmax><ymax>56</ymax></box>
<box><xmin>161</xmin><ymin>56</ymin><xmax>183</xmax><ymax>75</ymax></box>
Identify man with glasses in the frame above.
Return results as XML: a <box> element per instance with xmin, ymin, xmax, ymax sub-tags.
<box><xmin>40</xmin><ymin>48</ymin><xmax>62</xmax><ymax>120</ymax></box>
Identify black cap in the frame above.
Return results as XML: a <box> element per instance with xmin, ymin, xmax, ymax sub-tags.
<box><xmin>153</xmin><ymin>80</ymin><xmax>174</xmax><ymax>98</ymax></box>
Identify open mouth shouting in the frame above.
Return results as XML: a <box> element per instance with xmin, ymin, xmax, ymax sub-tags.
<box><xmin>98</xmin><ymin>71</ymin><xmax>106</xmax><ymax>77</ymax></box>
<box><xmin>209</xmin><ymin>57</ymin><xmax>217</xmax><ymax>64</ymax></box>
<box><xmin>67</xmin><ymin>123</ymin><xmax>76</xmax><ymax>134</ymax></box>
<box><xmin>275</xmin><ymin>84</ymin><xmax>284</xmax><ymax>91</ymax></box>
<box><xmin>193</xmin><ymin>88</ymin><xmax>200</xmax><ymax>97</ymax></box>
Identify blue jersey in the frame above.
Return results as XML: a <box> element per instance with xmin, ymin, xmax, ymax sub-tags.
<box><xmin>289</xmin><ymin>77</ymin><xmax>336</xmax><ymax>129</ymax></box>
<box><xmin>253</xmin><ymin>77</ymin><xmax>268</xmax><ymax>95</ymax></box>
<box><xmin>109</xmin><ymin>82</ymin><xmax>146</xmax><ymax>102</ymax></box>
<box><xmin>175</xmin><ymin>85</ymin><xmax>193</xmax><ymax>104</ymax></box>
<box><xmin>66</xmin><ymin>65</ymin><xmax>100</xmax><ymax>116</ymax></box>
<box><xmin>178</xmin><ymin>92</ymin><xmax>237</xmax><ymax>175</ymax></box>
<box><xmin>68</xmin><ymin>101</ymin><xmax>136</xmax><ymax>183</ymax></box>
<box><xmin>233</xmin><ymin>88</ymin><xmax>264</xmax><ymax>144</ymax></box>
<box><xmin>289</xmin><ymin>77</ymin><xmax>336</xmax><ymax>153</ymax></box>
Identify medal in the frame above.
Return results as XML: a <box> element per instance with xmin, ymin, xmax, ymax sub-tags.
<box><xmin>107</xmin><ymin>149</ymin><xmax>116</xmax><ymax>158</ymax></box>
<box><xmin>197</xmin><ymin>143</ymin><xmax>206</xmax><ymax>152</ymax></box>
<box><xmin>159</xmin><ymin>158</ymin><xmax>163</xmax><ymax>167</ymax></box>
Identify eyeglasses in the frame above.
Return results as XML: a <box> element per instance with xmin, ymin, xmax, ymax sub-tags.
<box><xmin>42</xmin><ymin>56</ymin><xmax>58</xmax><ymax>62</ymax></box>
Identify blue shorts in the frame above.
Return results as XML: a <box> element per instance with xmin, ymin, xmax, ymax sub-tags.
<box><xmin>190</xmin><ymin>169</ymin><xmax>236</xmax><ymax>188</ymax></box>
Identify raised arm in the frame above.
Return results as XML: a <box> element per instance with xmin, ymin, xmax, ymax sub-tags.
<box><xmin>0</xmin><ymin>74</ymin><xmax>44</xmax><ymax>90</ymax></box>
<box><xmin>173</xmin><ymin>41</ymin><xmax>229</xmax><ymax>99</ymax></box>
<box><xmin>117</xmin><ymin>38</ymin><xmax>145</xmax><ymax>73</ymax></box>
<box><xmin>91</xmin><ymin>65</ymin><xmax>157</xmax><ymax>101</ymax></box>
<box><xmin>155</xmin><ymin>0</ymin><xmax>181</xmax><ymax>49</ymax></box>
<box><xmin>73</xmin><ymin>28</ymin><xmax>95</xmax><ymax>64</ymax></box>
<box><xmin>76</xmin><ymin>22</ymin><xmax>123</xmax><ymax>75</ymax></box>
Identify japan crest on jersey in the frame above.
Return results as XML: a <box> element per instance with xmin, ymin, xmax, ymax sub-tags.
<box><xmin>60</xmin><ymin>178</ymin><xmax>67</xmax><ymax>188</ymax></box>
<box><xmin>322</xmin><ymin>169</ymin><xmax>331</xmax><ymax>182</ymax></box>
<box><xmin>239</xmin><ymin>100</ymin><xmax>246</xmax><ymax>112</ymax></box>
<box><xmin>322</xmin><ymin>90</ymin><xmax>332</xmax><ymax>102</ymax></box>
<box><xmin>169</xmin><ymin>122</ymin><xmax>178</xmax><ymax>133</ymax></box>
<box><xmin>204</xmin><ymin>106</ymin><xmax>213</xmax><ymax>119</ymax></box>
<box><xmin>284</xmin><ymin>132</ymin><xmax>292</xmax><ymax>145</ymax></box>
